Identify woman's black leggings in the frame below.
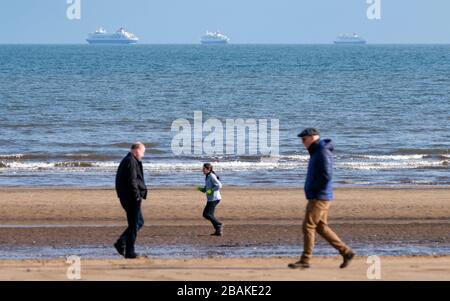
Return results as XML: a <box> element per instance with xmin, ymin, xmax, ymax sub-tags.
<box><xmin>202</xmin><ymin>200</ymin><xmax>222</xmax><ymax>229</ymax></box>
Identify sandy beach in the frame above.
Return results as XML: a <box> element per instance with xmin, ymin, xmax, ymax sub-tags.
<box><xmin>0</xmin><ymin>256</ymin><xmax>449</xmax><ymax>281</ymax></box>
<box><xmin>0</xmin><ymin>187</ymin><xmax>449</xmax><ymax>280</ymax></box>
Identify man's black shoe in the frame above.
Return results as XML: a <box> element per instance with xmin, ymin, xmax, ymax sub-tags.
<box><xmin>125</xmin><ymin>252</ymin><xmax>140</xmax><ymax>259</ymax></box>
<box><xmin>114</xmin><ymin>242</ymin><xmax>125</xmax><ymax>257</ymax></box>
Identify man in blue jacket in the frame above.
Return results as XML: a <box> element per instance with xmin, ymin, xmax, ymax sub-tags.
<box><xmin>289</xmin><ymin>128</ymin><xmax>355</xmax><ymax>269</ymax></box>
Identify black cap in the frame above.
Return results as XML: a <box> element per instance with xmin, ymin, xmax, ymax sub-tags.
<box><xmin>297</xmin><ymin>128</ymin><xmax>320</xmax><ymax>137</ymax></box>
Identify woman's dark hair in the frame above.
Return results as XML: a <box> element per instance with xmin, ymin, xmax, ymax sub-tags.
<box><xmin>203</xmin><ymin>163</ymin><xmax>219</xmax><ymax>180</ymax></box>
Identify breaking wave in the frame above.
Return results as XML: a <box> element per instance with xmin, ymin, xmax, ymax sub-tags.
<box><xmin>0</xmin><ymin>153</ymin><xmax>448</xmax><ymax>172</ymax></box>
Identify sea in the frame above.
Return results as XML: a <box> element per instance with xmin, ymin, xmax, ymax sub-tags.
<box><xmin>1</xmin><ymin>44</ymin><xmax>449</xmax><ymax>188</ymax></box>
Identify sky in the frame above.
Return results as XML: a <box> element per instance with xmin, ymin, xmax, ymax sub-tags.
<box><xmin>1</xmin><ymin>0</ymin><xmax>450</xmax><ymax>44</ymax></box>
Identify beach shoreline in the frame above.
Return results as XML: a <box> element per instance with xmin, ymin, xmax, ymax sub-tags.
<box><xmin>1</xmin><ymin>185</ymin><xmax>450</xmax><ymax>190</ymax></box>
<box><xmin>0</xmin><ymin>187</ymin><xmax>448</xmax><ymax>280</ymax></box>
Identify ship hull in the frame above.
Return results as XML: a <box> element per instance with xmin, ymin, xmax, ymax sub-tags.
<box><xmin>333</xmin><ymin>41</ymin><xmax>367</xmax><ymax>45</ymax></box>
<box><xmin>200</xmin><ymin>40</ymin><xmax>228</xmax><ymax>45</ymax></box>
<box><xmin>86</xmin><ymin>39</ymin><xmax>138</xmax><ymax>44</ymax></box>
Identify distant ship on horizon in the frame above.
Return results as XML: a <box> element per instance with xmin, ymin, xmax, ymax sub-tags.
<box><xmin>86</xmin><ymin>27</ymin><xmax>139</xmax><ymax>44</ymax></box>
<box><xmin>334</xmin><ymin>33</ymin><xmax>367</xmax><ymax>45</ymax></box>
<box><xmin>200</xmin><ymin>31</ymin><xmax>230</xmax><ymax>44</ymax></box>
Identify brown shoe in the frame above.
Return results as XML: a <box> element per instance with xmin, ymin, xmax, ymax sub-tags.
<box><xmin>288</xmin><ymin>260</ymin><xmax>310</xmax><ymax>269</ymax></box>
<box><xmin>340</xmin><ymin>251</ymin><xmax>355</xmax><ymax>269</ymax></box>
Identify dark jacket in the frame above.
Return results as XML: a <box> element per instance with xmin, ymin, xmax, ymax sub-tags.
<box><xmin>115</xmin><ymin>152</ymin><xmax>148</xmax><ymax>202</ymax></box>
<box><xmin>304</xmin><ymin>139</ymin><xmax>334</xmax><ymax>201</ymax></box>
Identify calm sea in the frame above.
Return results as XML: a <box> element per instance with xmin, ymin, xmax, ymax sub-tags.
<box><xmin>0</xmin><ymin>45</ymin><xmax>449</xmax><ymax>187</ymax></box>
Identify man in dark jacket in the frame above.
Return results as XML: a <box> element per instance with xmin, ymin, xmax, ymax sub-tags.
<box><xmin>114</xmin><ymin>142</ymin><xmax>148</xmax><ymax>259</ymax></box>
<box><xmin>289</xmin><ymin>128</ymin><xmax>355</xmax><ymax>269</ymax></box>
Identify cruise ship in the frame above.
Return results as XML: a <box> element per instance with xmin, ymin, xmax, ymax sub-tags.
<box><xmin>86</xmin><ymin>27</ymin><xmax>139</xmax><ymax>44</ymax></box>
<box><xmin>333</xmin><ymin>33</ymin><xmax>367</xmax><ymax>45</ymax></box>
<box><xmin>200</xmin><ymin>31</ymin><xmax>230</xmax><ymax>44</ymax></box>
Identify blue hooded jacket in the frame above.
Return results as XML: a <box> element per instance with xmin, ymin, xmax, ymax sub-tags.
<box><xmin>304</xmin><ymin>139</ymin><xmax>334</xmax><ymax>201</ymax></box>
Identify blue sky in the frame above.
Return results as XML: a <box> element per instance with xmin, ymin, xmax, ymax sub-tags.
<box><xmin>1</xmin><ymin>0</ymin><xmax>450</xmax><ymax>44</ymax></box>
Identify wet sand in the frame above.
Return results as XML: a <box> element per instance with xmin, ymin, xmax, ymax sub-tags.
<box><xmin>0</xmin><ymin>187</ymin><xmax>449</xmax><ymax>280</ymax></box>
<box><xmin>0</xmin><ymin>187</ymin><xmax>448</xmax><ymax>246</ymax></box>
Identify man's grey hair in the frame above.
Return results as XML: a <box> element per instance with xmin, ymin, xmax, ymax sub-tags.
<box><xmin>130</xmin><ymin>142</ymin><xmax>145</xmax><ymax>150</ymax></box>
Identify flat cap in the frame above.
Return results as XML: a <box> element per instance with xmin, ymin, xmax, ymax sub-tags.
<box><xmin>297</xmin><ymin>128</ymin><xmax>320</xmax><ymax>137</ymax></box>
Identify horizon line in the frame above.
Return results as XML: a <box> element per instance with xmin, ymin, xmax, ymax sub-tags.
<box><xmin>1</xmin><ymin>42</ymin><xmax>450</xmax><ymax>46</ymax></box>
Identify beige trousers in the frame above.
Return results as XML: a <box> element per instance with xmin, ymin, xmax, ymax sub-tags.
<box><xmin>301</xmin><ymin>200</ymin><xmax>351</xmax><ymax>262</ymax></box>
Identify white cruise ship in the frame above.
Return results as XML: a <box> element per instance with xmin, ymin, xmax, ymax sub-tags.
<box><xmin>86</xmin><ymin>27</ymin><xmax>139</xmax><ymax>44</ymax></box>
<box><xmin>200</xmin><ymin>31</ymin><xmax>230</xmax><ymax>44</ymax></box>
<box><xmin>334</xmin><ymin>33</ymin><xmax>367</xmax><ymax>45</ymax></box>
